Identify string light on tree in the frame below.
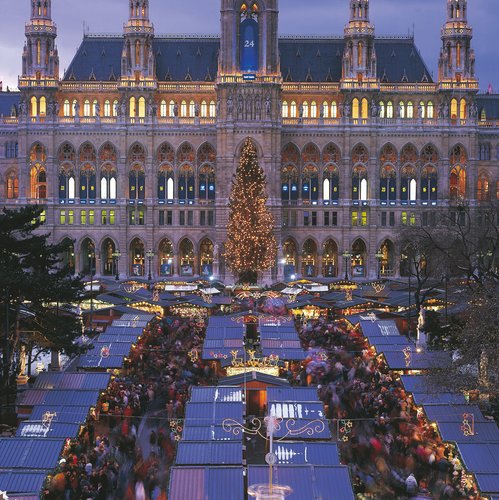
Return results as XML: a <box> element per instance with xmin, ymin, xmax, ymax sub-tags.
<box><xmin>224</xmin><ymin>138</ymin><xmax>278</xmax><ymax>284</ymax></box>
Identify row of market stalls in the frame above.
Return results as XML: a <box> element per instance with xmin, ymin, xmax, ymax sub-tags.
<box><xmin>0</xmin><ymin>312</ymin><xmax>155</xmax><ymax>498</ymax></box>
<box><xmin>355</xmin><ymin>316</ymin><xmax>499</xmax><ymax>498</ymax></box>
<box><xmin>169</xmin><ymin>384</ymin><xmax>355</xmax><ymax>500</ymax></box>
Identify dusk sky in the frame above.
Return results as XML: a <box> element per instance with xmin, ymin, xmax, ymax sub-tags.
<box><xmin>0</xmin><ymin>0</ymin><xmax>497</xmax><ymax>91</ymax></box>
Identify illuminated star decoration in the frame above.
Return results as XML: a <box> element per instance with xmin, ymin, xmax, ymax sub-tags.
<box><xmin>338</xmin><ymin>419</ymin><xmax>353</xmax><ymax>442</ymax></box>
<box><xmin>188</xmin><ymin>349</ymin><xmax>199</xmax><ymax>363</ymax></box>
<box><xmin>403</xmin><ymin>346</ymin><xmax>412</xmax><ymax>368</ymax></box>
<box><xmin>461</xmin><ymin>413</ymin><xmax>475</xmax><ymax>436</ymax></box>
<box><xmin>0</xmin><ymin>491</ymin><xmax>9</xmax><ymax>500</ymax></box>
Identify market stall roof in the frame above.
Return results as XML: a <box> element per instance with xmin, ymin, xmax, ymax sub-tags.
<box><xmin>456</xmin><ymin>443</ymin><xmax>499</xmax><ymax>473</ymax></box>
<box><xmin>169</xmin><ymin>466</ymin><xmax>244</xmax><ymax>500</ymax></box>
<box><xmin>382</xmin><ymin>350</ymin><xmax>451</xmax><ymax>370</ymax></box>
<box><xmin>267</xmin><ymin>387</ymin><xmax>320</xmax><ymax>402</ymax></box>
<box><xmin>17</xmin><ymin>389</ymin><xmax>100</xmax><ymax>407</ymax></box>
<box><xmin>29</xmin><ymin>405</ymin><xmax>91</xmax><ymax>424</ymax></box>
<box><xmin>119</xmin><ymin>312</ymin><xmax>155</xmax><ymax>322</ymax></box>
<box><xmin>436</xmin><ymin>421</ymin><xmax>499</xmax><ymax>443</ymax></box>
<box><xmin>0</xmin><ymin>471</ymin><xmax>47</xmax><ymax>496</ymax></box>
<box><xmin>175</xmin><ymin>441</ymin><xmax>242</xmax><ymax>465</ymax></box>
<box><xmin>77</xmin><ymin>354</ymin><xmax>126</xmax><ymax>370</ymax></box>
<box><xmin>184</xmin><ymin>402</ymin><xmax>243</xmax><ymax>426</ymax></box>
<box><xmin>412</xmin><ymin>392</ymin><xmax>468</xmax><ymax>405</ymax></box>
<box><xmin>16</xmin><ymin>421</ymin><xmax>82</xmax><ymax>439</ymax></box>
<box><xmin>189</xmin><ymin>387</ymin><xmax>243</xmax><ymax>403</ymax></box>
<box><xmin>0</xmin><ymin>438</ymin><xmax>65</xmax><ymax>470</ymax></box>
<box><xmin>474</xmin><ymin>473</ymin><xmax>499</xmax><ymax>495</ymax></box>
<box><xmin>248</xmin><ymin>465</ymin><xmax>354</xmax><ymax>500</ymax></box>
<box><xmin>181</xmin><ymin>426</ymin><xmax>243</xmax><ymax>442</ymax></box>
<box><xmin>100</xmin><ymin>325</ymin><xmax>144</xmax><ymax>338</ymax></box>
<box><xmin>111</xmin><ymin>319</ymin><xmax>150</xmax><ymax>328</ymax></box>
<box><xmin>273</xmin><ymin>442</ymin><xmax>340</xmax><ymax>465</ymax></box>
<box><xmin>360</xmin><ymin>319</ymin><xmax>401</xmax><ymax>338</ymax></box>
<box><xmin>219</xmin><ymin>371</ymin><xmax>290</xmax><ymax>387</ymax></box>
<box><xmin>343</xmin><ymin>310</ymin><xmax>401</xmax><ymax>325</ymax></box>
<box><xmin>98</xmin><ymin>333</ymin><xmax>141</xmax><ymax>343</ymax></box>
<box><xmin>423</xmin><ymin>405</ymin><xmax>488</xmax><ymax>424</ymax></box>
<box><xmin>33</xmin><ymin>372</ymin><xmax>111</xmax><ymax>391</ymax></box>
<box><xmin>83</xmin><ymin>342</ymin><xmax>134</xmax><ymax>357</ymax></box>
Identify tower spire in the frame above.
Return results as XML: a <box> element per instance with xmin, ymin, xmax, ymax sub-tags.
<box><xmin>121</xmin><ymin>0</ymin><xmax>156</xmax><ymax>83</ymax></box>
<box><xmin>21</xmin><ymin>0</ymin><xmax>59</xmax><ymax>83</ymax></box>
<box><xmin>342</xmin><ymin>0</ymin><xmax>377</xmax><ymax>83</ymax></box>
<box><xmin>438</xmin><ymin>0</ymin><xmax>476</xmax><ymax>83</ymax></box>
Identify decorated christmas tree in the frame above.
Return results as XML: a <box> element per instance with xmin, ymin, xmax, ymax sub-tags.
<box><xmin>224</xmin><ymin>139</ymin><xmax>277</xmax><ymax>284</ymax></box>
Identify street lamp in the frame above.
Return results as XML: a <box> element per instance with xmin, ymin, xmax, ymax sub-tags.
<box><xmin>88</xmin><ymin>250</ymin><xmax>95</xmax><ymax>335</ymax></box>
<box><xmin>146</xmin><ymin>249</ymin><xmax>155</xmax><ymax>281</ymax></box>
<box><xmin>112</xmin><ymin>249</ymin><xmax>121</xmax><ymax>281</ymax></box>
<box><xmin>375</xmin><ymin>251</ymin><xmax>384</xmax><ymax>279</ymax></box>
<box><xmin>342</xmin><ymin>250</ymin><xmax>352</xmax><ymax>280</ymax></box>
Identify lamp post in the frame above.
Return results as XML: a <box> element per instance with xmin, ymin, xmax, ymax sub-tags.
<box><xmin>112</xmin><ymin>249</ymin><xmax>121</xmax><ymax>281</ymax></box>
<box><xmin>407</xmin><ymin>271</ymin><xmax>412</xmax><ymax>339</ymax></box>
<box><xmin>88</xmin><ymin>250</ymin><xmax>95</xmax><ymax>335</ymax></box>
<box><xmin>146</xmin><ymin>249</ymin><xmax>155</xmax><ymax>281</ymax></box>
<box><xmin>342</xmin><ymin>250</ymin><xmax>352</xmax><ymax>280</ymax></box>
<box><xmin>375</xmin><ymin>251</ymin><xmax>384</xmax><ymax>279</ymax></box>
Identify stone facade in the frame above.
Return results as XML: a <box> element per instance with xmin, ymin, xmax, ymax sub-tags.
<box><xmin>0</xmin><ymin>0</ymin><xmax>498</xmax><ymax>283</ymax></box>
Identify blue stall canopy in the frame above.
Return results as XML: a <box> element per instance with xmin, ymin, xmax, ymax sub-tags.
<box><xmin>30</xmin><ymin>405</ymin><xmax>91</xmax><ymax>424</ymax></box>
<box><xmin>111</xmin><ymin>319</ymin><xmax>150</xmax><ymax>328</ymax></box>
<box><xmin>33</xmin><ymin>372</ymin><xmax>111</xmax><ymax>391</ymax></box>
<box><xmin>267</xmin><ymin>387</ymin><xmax>320</xmax><ymax>403</ymax></box>
<box><xmin>0</xmin><ymin>438</ymin><xmax>64</xmax><ymax>470</ymax></box>
<box><xmin>119</xmin><ymin>312</ymin><xmax>155</xmax><ymax>322</ymax></box>
<box><xmin>101</xmin><ymin>325</ymin><xmax>144</xmax><ymax>338</ymax></box>
<box><xmin>0</xmin><ymin>471</ymin><xmax>47</xmax><ymax>496</ymax></box>
<box><xmin>273</xmin><ymin>442</ymin><xmax>340</xmax><ymax>465</ymax></box>
<box><xmin>169</xmin><ymin>466</ymin><xmax>244</xmax><ymax>500</ymax></box>
<box><xmin>77</xmin><ymin>355</ymin><xmax>126</xmax><ymax>370</ymax></box>
<box><xmin>248</xmin><ymin>465</ymin><xmax>354</xmax><ymax>500</ymax></box>
<box><xmin>189</xmin><ymin>387</ymin><xmax>242</xmax><ymax>403</ymax></box>
<box><xmin>360</xmin><ymin>319</ymin><xmax>401</xmax><ymax>338</ymax></box>
<box><xmin>98</xmin><ymin>333</ymin><xmax>142</xmax><ymax>343</ymax></box>
<box><xmin>273</xmin><ymin>419</ymin><xmax>332</xmax><ymax>440</ymax></box>
<box><xmin>383</xmin><ymin>350</ymin><xmax>451</xmax><ymax>370</ymax></box>
<box><xmin>16</xmin><ymin>421</ymin><xmax>82</xmax><ymax>439</ymax></box>
<box><xmin>269</xmin><ymin>402</ymin><xmax>325</xmax><ymax>420</ymax></box>
<box><xmin>260</xmin><ymin>330</ymin><xmax>304</xmax><ymax>341</ymax></box>
<box><xmin>436</xmin><ymin>421</ymin><xmax>499</xmax><ymax>443</ymax></box>
<box><xmin>474</xmin><ymin>473</ymin><xmax>499</xmax><ymax>495</ymax></box>
<box><xmin>18</xmin><ymin>389</ymin><xmax>100</xmax><ymax>407</ymax></box>
<box><xmin>184</xmin><ymin>402</ymin><xmax>243</xmax><ymax>426</ymax></box>
<box><xmin>181</xmin><ymin>425</ymin><xmax>243</xmax><ymax>442</ymax></box>
<box><xmin>457</xmin><ymin>443</ymin><xmax>499</xmax><ymax>473</ymax></box>
<box><xmin>175</xmin><ymin>441</ymin><xmax>242</xmax><ymax>465</ymax></box>
<box><xmin>423</xmin><ymin>405</ymin><xmax>488</xmax><ymax>424</ymax></box>
<box><xmin>412</xmin><ymin>392</ymin><xmax>468</xmax><ymax>405</ymax></box>
<box><xmin>83</xmin><ymin>342</ymin><xmax>134</xmax><ymax>357</ymax></box>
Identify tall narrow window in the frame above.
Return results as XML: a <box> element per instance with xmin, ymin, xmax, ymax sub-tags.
<box><xmin>104</xmin><ymin>100</ymin><xmax>111</xmax><ymax>117</ymax></box>
<box><xmin>386</xmin><ymin>101</ymin><xmax>394</xmax><ymax>118</ymax></box>
<box><xmin>290</xmin><ymin>101</ymin><xmax>297</xmax><ymax>118</ymax></box>
<box><xmin>419</xmin><ymin>101</ymin><xmax>425</xmax><ymax>119</ymax></box>
<box><xmin>361</xmin><ymin>98</ymin><xmax>368</xmax><ymax>119</ymax></box>
<box><xmin>451</xmin><ymin>98</ymin><xmax>458</xmax><ymax>119</ymax></box>
<box><xmin>331</xmin><ymin>101</ymin><xmax>338</xmax><ymax>118</ymax></box>
<box><xmin>456</xmin><ymin>42</ymin><xmax>461</xmax><ymax>67</ymax></box>
<box><xmin>201</xmin><ymin>100</ymin><xmax>207</xmax><ymax>117</ymax></box>
<box><xmin>310</xmin><ymin>101</ymin><xmax>317</xmax><ymax>118</ymax></box>
<box><xmin>427</xmin><ymin>101</ymin><xmax>434</xmax><ymax>119</ymax></box>
<box><xmin>322</xmin><ymin>101</ymin><xmax>329</xmax><ymax>118</ymax></box>
<box><xmin>84</xmin><ymin>99</ymin><xmax>91</xmax><ymax>117</ymax></box>
<box><xmin>138</xmin><ymin>97</ymin><xmax>146</xmax><ymax>118</ymax></box>
<box><xmin>282</xmin><ymin>101</ymin><xmax>289</xmax><ymax>118</ymax></box>
<box><xmin>39</xmin><ymin>96</ymin><xmax>47</xmax><ymax>117</ymax></box>
<box><xmin>379</xmin><ymin>101</ymin><xmax>385</xmax><ymax>118</ymax></box>
<box><xmin>160</xmin><ymin>100</ymin><xmax>167</xmax><ymax>117</ymax></box>
<box><xmin>129</xmin><ymin>97</ymin><xmax>136</xmax><ymax>118</ymax></box>
<box><xmin>352</xmin><ymin>98</ymin><xmax>360</xmax><ymax>119</ymax></box>
<box><xmin>399</xmin><ymin>101</ymin><xmax>405</xmax><ymax>119</ymax></box>
<box><xmin>302</xmin><ymin>101</ymin><xmax>309</xmax><ymax>118</ymax></box>
<box><xmin>459</xmin><ymin>99</ymin><xmax>467</xmax><ymax>120</ymax></box>
<box><xmin>37</xmin><ymin>40</ymin><xmax>41</xmax><ymax>65</ymax></box>
<box><xmin>406</xmin><ymin>102</ymin><xmax>414</xmax><ymax>119</ymax></box>
<box><xmin>169</xmin><ymin>100</ymin><xmax>175</xmax><ymax>117</ymax></box>
<box><xmin>63</xmin><ymin>100</ymin><xmax>70</xmax><ymax>117</ymax></box>
<box><xmin>209</xmin><ymin>101</ymin><xmax>216</xmax><ymax>117</ymax></box>
<box><xmin>181</xmin><ymin>100</ymin><xmax>187</xmax><ymax>117</ymax></box>
<box><xmin>189</xmin><ymin>100</ymin><xmax>196</xmax><ymax>117</ymax></box>
<box><xmin>357</xmin><ymin>41</ymin><xmax>363</xmax><ymax>67</ymax></box>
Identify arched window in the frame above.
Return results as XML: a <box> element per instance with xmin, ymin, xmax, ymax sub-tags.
<box><xmin>178</xmin><ymin>165</ymin><xmax>195</xmax><ymax>203</ymax></box>
<box><xmin>30</xmin><ymin>96</ymin><xmax>38</xmax><ymax>117</ymax></box>
<box><xmin>179</xmin><ymin>238</ymin><xmax>195</xmax><ymax>274</ymax></box>
<box><xmin>386</xmin><ymin>101</ymin><xmax>394</xmax><ymax>119</ymax></box>
<box><xmin>322</xmin><ymin>239</ymin><xmax>338</xmax><ymax>277</ymax></box>
<box><xmin>138</xmin><ymin>97</ymin><xmax>146</xmax><ymax>118</ymax></box>
<box><xmin>399</xmin><ymin>101</ymin><xmax>405</xmax><ymax>119</ymax></box>
<box><xmin>322</xmin><ymin>101</ymin><xmax>329</xmax><ymax>118</ymax></box>
<box><xmin>159</xmin><ymin>239</ymin><xmax>174</xmax><ymax>276</ymax></box>
<box><xmin>302</xmin><ymin>165</ymin><xmax>319</xmax><ymax>203</ymax></box>
<box><xmin>361</xmin><ymin>98</ymin><xmax>368</xmax><ymax>119</ymax></box>
<box><xmin>58</xmin><ymin>143</ymin><xmax>76</xmax><ymax>202</ymax></box>
<box><xmin>6</xmin><ymin>171</ymin><xmax>19</xmax><ymax>199</ymax></box>
<box><xmin>357</xmin><ymin>41</ymin><xmax>363</xmax><ymax>67</ymax></box>
<box><xmin>323</xmin><ymin>166</ymin><xmax>339</xmax><ymax>204</ymax></box>
<box><xmin>379</xmin><ymin>101</ymin><xmax>385</xmax><ymax>118</ymax></box>
<box><xmin>459</xmin><ymin>98</ymin><xmax>467</xmax><ymax>120</ymax></box>
<box><xmin>401</xmin><ymin>166</ymin><xmax>417</xmax><ymax>203</ymax></box>
<box><xmin>84</xmin><ymin>99</ymin><xmax>91</xmax><ymax>117</ymax></box>
<box><xmin>427</xmin><ymin>101</ymin><xmax>434</xmax><ymax>119</ymax></box>
<box><xmin>352</xmin><ymin>98</ymin><xmax>360</xmax><ymax>119</ymax></box>
<box><xmin>282</xmin><ymin>101</ymin><xmax>289</xmax><ymax>118</ymax></box>
<box><xmin>99</xmin><ymin>143</ymin><xmax>118</xmax><ymax>203</ymax></box>
<box><xmin>290</xmin><ymin>101</ymin><xmax>297</xmax><ymax>118</ymax></box>
<box><xmin>450</xmin><ymin>98</ymin><xmax>458</xmax><ymax>120</ymax></box>
<box><xmin>129</xmin><ymin>97</ymin><xmax>136</xmax><ymax>118</ymax></box>
<box><xmin>72</xmin><ymin>100</ymin><xmax>79</xmax><ymax>116</ymax></box>
<box><xmin>310</xmin><ymin>101</ymin><xmax>317</xmax><ymax>118</ymax></box>
<box><xmin>281</xmin><ymin>143</ymin><xmax>300</xmax><ymax>203</ymax></box>
<box><xmin>331</xmin><ymin>101</ymin><xmax>338</xmax><ymax>118</ymax></box>
<box><xmin>129</xmin><ymin>166</ymin><xmax>145</xmax><ymax>200</ymax></box>
<box><xmin>63</xmin><ymin>99</ymin><xmax>70</xmax><ymax>117</ymax></box>
<box><xmin>302</xmin><ymin>101</ymin><xmax>309</xmax><ymax>118</ymax></box>
<box><xmin>113</xmin><ymin>100</ymin><xmax>119</xmax><ymax>116</ymax></box>
<box><xmin>80</xmin><ymin>165</ymin><xmax>96</xmax><ymax>202</ymax></box>
<box><xmin>189</xmin><ymin>100</ymin><xmax>196</xmax><ymax>117</ymax></box>
<box><xmin>169</xmin><ymin>100</ymin><xmax>176</xmax><ymax>117</ymax></box>
<box><xmin>38</xmin><ymin>96</ymin><xmax>46</xmax><ymax>117</ymax></box>
<box><xmin>181</xmin><ymin>100</ymin><xmax>187</xmax><ymax>117</ymax></box>
<box><xmin>352</xmin><ymin>166</ymin><xmax>368</xmax><ymax>202</ymax></box>
<box><xmin>104</xmin><ymin>100</ymin><xmax>111</xmax><ymax>117</ymax></box>
<box><xmin>419</xmin><ymin>101</ymin><xmax>425</xmax><ymax>119</ymax></box>
<box><xmin>160</xmin><ymin>100</ymin><xmax>167</xmax><ymax>117</ymax></box>
<box><xmin>380</xmin><ymin>166</ymin><xmax>396</xmax><ymax>204</ymax></box>
<box><xmin>283</xmin><ymin>239</ymin><xmax>297</xmax><ymax>278</ymax></box>
<box><xmin>198</xmin><ymin>143</ymin><xmax>216</xmax><ymax>201</ymax></box>
<box><xmin>201</xmin><ymin>100</ymin><xmax>207</xmax><ymax>118</ymax></box>
<box><xmin>421</xmin><ymin>166</ymin><xmax>438</xmax><ymax>203</ymax></box>
<box><xmin>92</xmin><ymin>100</ymin><xmax>98</xmax><ymax>116</ymax></box>
<box><xmin>450</xmin><ymin>166</ymin><xmax>466</xmax><ymax>201</ymax></box>
<box><xmin>406</xmin><ymin>101</ymin><xmax>414</xmax><ymax>119</ymax></box>
<box><xmin>209</xmin><ymin>101</ymin><xmax>216</xmax><ymax>117</ymax></box>
<box><xmin>477</xmin><ymin>173</ymin><xmax>490</xmax><ymax>201</ymax></box>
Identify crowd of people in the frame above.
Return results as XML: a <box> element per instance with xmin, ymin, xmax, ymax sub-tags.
<box><xmin>294</xmin><ymin>316</ymin><xmax>481</xmax><ymax>499</ymax></box>
<box><xmin>42</xmin><ymin>314</ymin><xmax>216</xmax><ymax>500</ymax></box>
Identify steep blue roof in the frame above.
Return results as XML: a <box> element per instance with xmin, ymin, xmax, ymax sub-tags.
<box><xmin>0</xmin><ymin>471</ymin><xmax>47</xmax><ymax>496</ymax></box>
<box><xmin>477</xmin><ymin>94</ymin><xmax>499</xmax><ymax>120</ymax></box>
<box><xmin>64</xmin><ymin>35</ymin><xmax>432</xmax><ymax>84</ymax></box>
<box><xmin>0</xmin><ymin>438</ymin><xmax>64</xmax><ymax>470</ymax></box>
<box><xmin>0</xmin><ymin>91</ymin><xmax>20</xmax><ymax>117</ymax></box>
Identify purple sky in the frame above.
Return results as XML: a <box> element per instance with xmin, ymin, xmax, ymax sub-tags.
<box><xmin>0</xmin><ymin>0</ymin><xmax>497</xmax><ymax>91</ymax></box>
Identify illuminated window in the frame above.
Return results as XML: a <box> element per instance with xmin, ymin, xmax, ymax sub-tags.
<box><xmin>138</xmin><ymin>97</ymin><xmax>146</xmax><ymax>118</ymax></box>
<box><xmin>379</xmin><ymin>101</ymin><xmax>385</xmax><ymax>118</ymax></box>
<box><xmin>302</xmin><ymin>101</ymin><xmax>309</xmax><ymax>118</ymax></box>
<box><xmin>331</xmin><ymin>101</ymin><xmax>338</xmax><ymax>118</ymax></box>
<box><xmin>63</xmin><ymin>100</ymin><xmax>70</xmax><ymax>117</ymax></box>
<box><xmin>92</xmin><ymin>100</ymin><xmax>98</xmax><ymax>116</ymax></box>
<box><xmin>451</xmin><ymin>98</ymin><xmax>458</xmax><ymax>119</ymax></box>
<box><xmin>7</xmin><ymin>171</ymin><xmax>19</xmax><ymax>199</ymax></box>
<box><xmin>201</xmin><ymin>100</ymin><xmax>207</xmax><ymax>117</ymax></box>
<box><xmin>406</xmin><ymin>102</ymin><xmax>414</xmax><ymax>119</ymax></box>
<box><xmin>81</xmin><ymin>210</ymin><xmax>87</xmax><ymax>225</ymax></box>
<box><xmin>68</xmin><ymin>210</ymin><xmax>74</xmax><ymax>225</ymax></box>
<box><xmin>352</xmin><ymin>98</ymin><xmax>359</xmax><ymax>119</ymax></box>
<box><xmin>169</xmin><ymin>100</ymin><xmax>175</xmax><ymax>117</ymax></box>
<box><xmin>209</xmin><ymin>101</ymin><xmax>216</xmax><ymax>117</ymax></box>
<box><xmin>450</xmin><ymin>166</ymin><xmax>466</xmax><ymax>201</ymax></box>
<box><xmin>357</xmin><ymin>41</ymin><xmax>363</xmax><ymax>67</ymax></box>
<box><xmin>60</xmin><ymin>210</ymin><xmax>66</xmax><ymax>225</ymax></box>
<box><xmin>399</xmin><ymin>101</ymin><xmax>405</xmax><ymax>119</ymax></box>
<box><xmin>160</xmin><ymin>100</ymin><xmax>167</xmax><ymax>117</ymax></box>
<box><xmin>386</xmin><ymin>101</ymin><xmax>394</xmax><ymax>118</ymax></box>
<box><xmin>477</xmin><ymin>173</ymin><xmax>490</xmax><ymax>201</ymax></box>
<box><xmin>109</xmin><ymin>210</ymin><xmax>115</xmax><ymax>225</ymax></box>
<box><xmin>419</xmin><ymin>101</ymin><xmax>425</xmax><ymax>119</ymax></box>
<box><xmin>89</xmin><ymin>210</ymin><xmax>95</xmax><ymax>225</ymax></box>
<box><xmin>361</xmin><ymin>98</ymin><xmax>368</xmax><ymax>119</ymax></box>
<box><xmin>39</xmin><ymin>96</ymin><xmax>46</xmax><ymax>117</ymax></box>
<box><xmin>189</xmin><ymin>100</ymin><xmax>196</xmax><ymax>117</ymax></box>
<box><xmin>72</xmin><ymin>100</ymin><xmax>78</xmax><ymax>116</ymax></box>
<box><xmin>310</xmin><ymin>101</ymin><xmax>317</xmax><ymax>118</ymax></box>
<box><xmin>37</xmin><ymin>40</ymin><xmax>41</xmax><ymax>65</ymax></box>
<box><xmin>113</xmin><ymin>100</ymin><xmax>119</xmax><ymax>117</ymax></box>
<box><xmin>427</xmin><ymin>101</ymin><xmax>434</xmax><ymax>119</ymax></box>
<box><xmin>104</xmin><ymin>100</ymin><xmax>111</xmax><ymax>117</ymax></box>
<box><xmin>84</xmin><ymin>99</ymin><xmax>91</xmax><ymax>117</ymax></box>
<box><xmin>290</xmin><ymin>101</ymin><xmax>297</xmax><ymax>118</ymax></box>
<box><xmin>282</xmin><ymin>101</ymin><xmax>289</xmax><ymax>118</ymax></box>
<box><xmin>129</xmin><ymin>97</ymin><xmax>136</xmax><ymax>118</ymax></box>
<box><xmin>456</xmin><ymin>42</ymin><xmax>461</xmax><ymax>67</ymax></box>
<box><xmin>181</xmin><ymin>100</ymin><xmax>187</xmax><ymax>117</ymax></box>
<box><xmin>459</xmin><ymin>99</ymin><xmax>467</xmax><ymax>120</ymax></box>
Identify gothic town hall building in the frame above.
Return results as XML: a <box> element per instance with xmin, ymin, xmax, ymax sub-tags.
<box><xmin>0</xmin><ymin>0</ymin><xmax>498</xmax><ymax>282</ymax></box>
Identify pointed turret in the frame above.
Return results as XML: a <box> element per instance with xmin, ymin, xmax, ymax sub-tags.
<box><xmin>21</xmin><ymin>0</ymin><xmax>59</xmax><ymax>83</ymax></box>
<box><xmin>438</xmin><ymin>0</ymin><xmax>476</xmax><ymax>83</ymax></box>
<box><xmin>342</xmin><ymin>0</ymin><xmax>377</xmax><ymax>84</ymax></box>
<box><xmin>121</xmin><ymin>0</ymin><xmax>156</xmax><ymax>85</ymax></box>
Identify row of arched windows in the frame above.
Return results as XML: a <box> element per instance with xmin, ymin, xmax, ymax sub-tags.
<box><xmin>25</xmin><ymin>141</ymin><xmax>217</xmax><ymax>204</ymax></box>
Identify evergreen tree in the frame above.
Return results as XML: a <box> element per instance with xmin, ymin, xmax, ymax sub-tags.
<box><xmin>0</xmin><ymin>206</ymin><xmax>84</xmax><ymax>389</ymax></box>
<box><xmin>224</xmin><ymin>139</ymin><xmax>277</xmax><ymax>284</ymax></box>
